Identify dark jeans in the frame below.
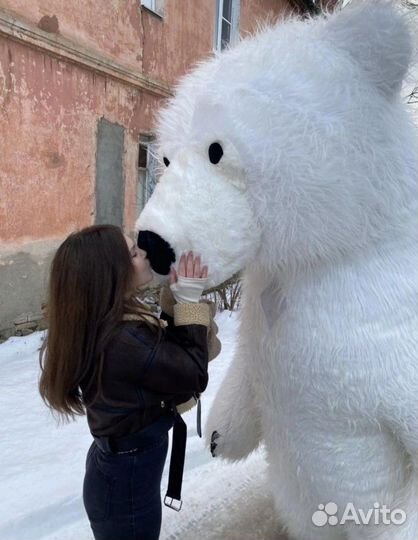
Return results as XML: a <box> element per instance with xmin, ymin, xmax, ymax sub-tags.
<box><xmin>83</xmin><ymin>415</ymin><xmax>173</xmax><ymax>540</ymax></box>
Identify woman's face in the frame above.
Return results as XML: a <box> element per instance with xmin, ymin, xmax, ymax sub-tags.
<box><xmin>124</xmin><ymin>235</ymin><xmax>154</xmax><ymax>291</ymax></box>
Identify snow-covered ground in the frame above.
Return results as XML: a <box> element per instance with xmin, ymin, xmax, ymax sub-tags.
<box><xmin>0</xmin><ymin>311</ymin><xmax>283</xmax><ymax>540</ymax></box>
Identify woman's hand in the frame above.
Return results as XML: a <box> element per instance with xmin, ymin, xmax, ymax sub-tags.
<box><xmin>169</xmin><ymin>252</ymin><xmax>209</xmax><ymax>304</ymax></box>
<box><xmin>169</xmin><ymin>251</ymin><xmax>208</xmax><ymax>284</ymax></box>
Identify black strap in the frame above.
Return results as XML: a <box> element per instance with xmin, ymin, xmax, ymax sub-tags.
<box><xmin>196</xmin><ymin>395</ymin><xmax>202</xmax><ymax>438</ymax></box>
<box><xmin>164</xmin><ymin>409</ymin><xmax>187</xmax><ymax>511</ymax></box>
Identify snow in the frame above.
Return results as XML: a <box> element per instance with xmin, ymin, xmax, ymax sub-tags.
<box><xmin>0</xmin><ymin>312</ymin><xmax>281</xmax><ymax>540</ymax></box>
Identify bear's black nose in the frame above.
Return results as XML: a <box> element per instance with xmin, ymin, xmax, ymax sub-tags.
<box><xmin>137</xmin><ymin>230</ymin><xmax>176</xmax><ymax>275</ymax></box>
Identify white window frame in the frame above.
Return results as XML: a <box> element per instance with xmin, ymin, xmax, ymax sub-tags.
<box><xmin>137</xmin><ymin>136</ymin><xmax>158</xmax><ymax>210</ymax></box>
<box><xmin>141</xmin><ymin>0</ymin><xmax>155</xmax><ymax>10</ymax></box>
<box><xmin>214</xmin><ymin>0</ymin><xmax>240</xmax><ymax>52</ymax></box>
<box><xmin>140</xmin><ymin>0</ymin><xmax>164</xmax><ymax>17</ymax></box>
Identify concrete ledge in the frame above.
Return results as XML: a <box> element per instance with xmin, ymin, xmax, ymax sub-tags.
<box><xmin>0</xmin><ymin>8</ymin><xmax>172</xmax><ymax>98</ymax></box>
<box><xmin>0</xmin><ymin>238</ymin><xmax>59</xmax><ymax>337</ymax></box>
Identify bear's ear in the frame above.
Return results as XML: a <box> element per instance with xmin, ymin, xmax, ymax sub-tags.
<box><xmin>323</xmin><ymin>2</ymin><xmax>413</xmax><ymax>99</ymax></box>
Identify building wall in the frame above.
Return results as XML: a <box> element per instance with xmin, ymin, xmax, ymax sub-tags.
<box><xmin>0</xmin><ymin>0</ymin><xmax>218</xmax><ymax>89</ymax></box>
<box><xmin>0</xmin><ymin>36</ymin><xmax>159</xmax><ymax>243</ymax></box>
<box><xmin>0</xmin><ymin>0</ymin><xmax>145</xmax><ymax>70</ymax></box>
<box><xmin>142</xmin><ymin>1</ymin><xmax>216</xmax><ymax>85</ymax></box>
<box><xmin>240</xmin><ymin>0</ymin><xmax>292</xmax><ymax>35</ymax></box>
<box><xmin>0</xmin><ymin>36</ymin><xmax>154</xmax><ymax>333</ymax></box>
<box><xmin>0</xmin><ymin>0</ymin><xmax>290</xmax><ymax>335</ymax></box>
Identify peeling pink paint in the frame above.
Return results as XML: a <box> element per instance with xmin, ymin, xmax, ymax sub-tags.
<box><xmin>0</xmin><ymin>0</ymin><xmax>144</xmax><ymax>72</ymax></box>
<box><xmin>0</xmin><ymin>36</ymin><xmax>158</xmax><ymax>243</ymax></box>
<box><xmin>141</xmin><ymin>1</ymin><xmax>216</xmax><ymax>86</ymax></box>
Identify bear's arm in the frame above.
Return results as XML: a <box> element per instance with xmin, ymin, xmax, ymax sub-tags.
<box><xmin>379</xmin><ymin>363</ymin><xmax>418</xmax><ymax>468</ymax></box>
<box><xmin>205</xmin><ymin>329</ymin><xmax>263</xmax><ymax>462</ymax></box>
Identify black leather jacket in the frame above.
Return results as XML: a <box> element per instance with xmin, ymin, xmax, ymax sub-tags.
<box><xmin>81</xmin><ymin>311</ymin><xmax>209</xmax><ymax>438</ymax></box>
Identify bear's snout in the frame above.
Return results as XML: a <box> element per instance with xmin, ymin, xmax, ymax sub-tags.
<box><xmin>137</xmin><ymin>230</ymin><xmax>176</xmax><ymax>275</ymax></box>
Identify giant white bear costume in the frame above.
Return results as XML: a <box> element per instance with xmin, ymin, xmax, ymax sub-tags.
<box><xmin>136</xmin><ymin>2</ymin><xmax>418</xmax><ymax>539</ymax></box>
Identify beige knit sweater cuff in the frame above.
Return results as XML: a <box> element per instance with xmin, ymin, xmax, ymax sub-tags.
<box><xmin>173</xmin><ymin>302</ymin><xmax>211</xmax><ymax>327</ymax></box>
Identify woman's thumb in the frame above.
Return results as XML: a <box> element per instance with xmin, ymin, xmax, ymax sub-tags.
<box><xmin>168</xmin><ymin>267</ymin><xmax>177</xmax><ymax>285</ymax></box>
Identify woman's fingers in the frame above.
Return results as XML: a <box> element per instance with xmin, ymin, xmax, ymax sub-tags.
<box><xmin>168</xmin><ymin>267</ymin><xmax>177</xmax><ymax>285</ymax></box>
<box><xmin>178</xmin><ymin>253</ymin><xmax>186</xmax><ymax>277</ymax></box>
<box><xmin>194</xmin><ymin>255</ymin><xmax>201</xmax><ymax>278</ymax></box>
<box><xmin>177</xmin><ymin>251</ymin><xmax>209</xmax><ymax>278</ymax></box>
<box><xmin>186</xmin><ymin>251</ymin><xmax>194</xmax><ymax>277</ymax></box>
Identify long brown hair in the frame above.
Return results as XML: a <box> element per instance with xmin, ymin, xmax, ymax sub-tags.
<box><xmin>39</xmin><ymin>224</ymin><xmax>162</xmax><ymax>421</ymax></box>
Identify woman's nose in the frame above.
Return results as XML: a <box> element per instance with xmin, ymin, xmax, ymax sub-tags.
<box><xmin>138</xmin><ymin>248</ymin><xmax>147</xmax><ymax>258</ymax></box>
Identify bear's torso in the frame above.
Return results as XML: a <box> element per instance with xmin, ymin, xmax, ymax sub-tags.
<box><xmin>242</xmin><ymin>225</ymin><xmax>418</xmax><ymax>507</ymax></box>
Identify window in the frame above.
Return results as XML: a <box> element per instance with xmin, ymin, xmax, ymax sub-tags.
<box><xmin>215</xmin><ymin>0</ymin><xmax>240</xmax><ymax>51</ymax></box>
<box><xmin>140</xmin><ymin>0</ymin><xmax>164</xmax><ymax>17</ymax></box>
<box><xmin>141</xmin><ymin>0</ymin><xmax>156</xmax><ymax>10</ymax></box>
<box><xmin>137</xmin><ymin>136</ymin><xmax>158</xmax><ymax>210</ymax></box>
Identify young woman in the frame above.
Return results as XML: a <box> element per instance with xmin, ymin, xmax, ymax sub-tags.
<box><xmin>39</xmin><ymin>224</ymin><xmax>219</xmax><ymax>540</ymax></box>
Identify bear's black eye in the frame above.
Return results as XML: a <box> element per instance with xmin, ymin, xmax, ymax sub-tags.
<box><xmin>208</xmin><ymin>142</ymin><xmax>223</xmax><ymax>165</ymax></box>
<box><xmin>163</xmin><ymin>157</ymin><xmax>170</xmax><ymax>167</ymax></box>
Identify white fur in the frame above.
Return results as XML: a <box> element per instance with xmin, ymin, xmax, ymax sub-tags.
<box><xmin>136</xmin><ymin>2</ymin><xmax>418</xmax><ymax>538</ymax></box>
